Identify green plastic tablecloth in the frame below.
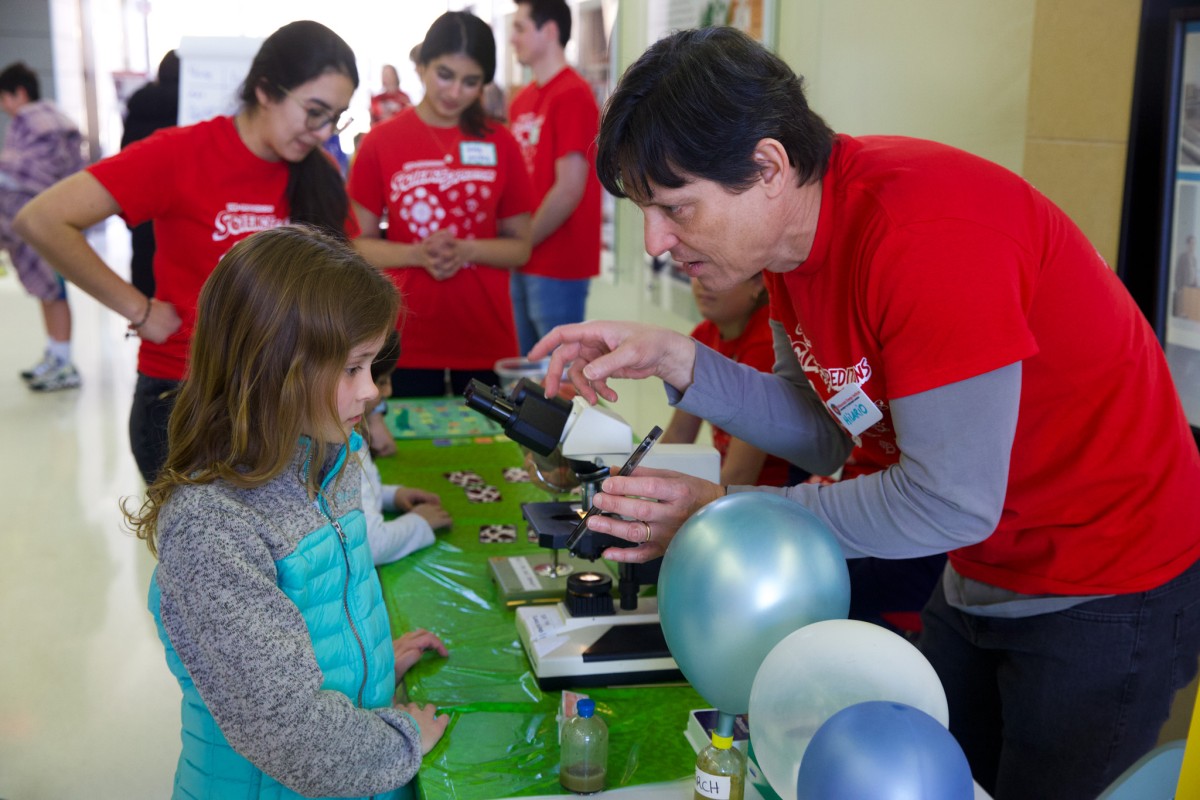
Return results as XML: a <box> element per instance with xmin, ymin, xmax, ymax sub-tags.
<box><xmin>375</xmin><ymin>434</ymin><xmax>705</xmax><ymax>799</ymax></box>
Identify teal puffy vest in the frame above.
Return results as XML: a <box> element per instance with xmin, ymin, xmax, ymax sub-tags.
<box><xmin>149</xmin><ymin>439</ymin><xmax>409</xmax><ymax>799</ymax></box>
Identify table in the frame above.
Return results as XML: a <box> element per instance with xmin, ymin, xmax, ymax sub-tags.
<box><xmin>374</xmin><ymin>430</ymin><xmax>708</xmax><ymax>800</ymax></box>
<box><xmin>372</xmin><ymin>407</ymin><xmax>993</xmax><ymax>800</ymax></box>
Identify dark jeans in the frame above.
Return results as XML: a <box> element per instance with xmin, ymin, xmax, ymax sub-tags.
<box><xmin>129</xmin><ymin>373</ymin><xmax>180</xmax><ymax>483</ymax></box>
<box><xmin>919</xmin><ymin>557</ymin><xmax>1200</xmax><ymax>800</ymax></box>
<box><xmin>391</xmin><ymin>367</ymin><xmax>499</xmax><ymax>399</ymax></box>
<box><xmin>847</xmin><ymin>553</ymin><xmax>946</xmax><ymax>632</ymax></box>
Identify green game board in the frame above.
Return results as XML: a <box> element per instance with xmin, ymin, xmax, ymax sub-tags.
<box><xmin>385</xmin><ymin>397</ymin><xmax>503</xmax><ymax>440</ymax></box>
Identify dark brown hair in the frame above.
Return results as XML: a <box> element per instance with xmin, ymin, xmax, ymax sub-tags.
<box><xmin>418</xmin><ymin>12</ymin><xmax>497</xmax><ymax>138</ymax></box>
<box><xmin>598</xmin><ymin>27</ymin><xmax>835</xmax><ymax>202</ymax></box>
<box><xmin>240</xmin><ymin>21</ymin><xmax>359</xmax><ymax>238</ymax></box>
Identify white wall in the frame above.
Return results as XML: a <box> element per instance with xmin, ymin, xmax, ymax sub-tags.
<box><xmin>0</xmin><ymin>0</ymin><xmax>57</xmax><ymax>145</ymax></box>
<box><xmin>138</xmin><ymin>2</ymin><xmax>449</xmax><ymax>156</ymax></box>
<box><xmin>779</xmin><ymin>0</ymin><xmax>1036</xmax><ymax>173</ymax></box>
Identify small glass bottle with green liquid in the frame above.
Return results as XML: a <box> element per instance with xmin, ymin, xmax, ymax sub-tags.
<box><xmin>694</xmin><ymin>730</ymin><xmax>746</xmax><ymax>800</ymax></box>
<box><xmin>560</xmin><ymin>698</ymin><xmax>607</xmax><ymax>793</ymax></box>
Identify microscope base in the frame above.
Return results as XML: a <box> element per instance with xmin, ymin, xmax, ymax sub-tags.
<box><xmin>515</xmin><ymin>597</ymin><xmax>683</xmax><ymax>690</ymax></box>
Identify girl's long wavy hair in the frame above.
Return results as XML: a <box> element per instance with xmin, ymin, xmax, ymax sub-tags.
<box><xmin>125</xmin><ymin>225</ymin><xmax>399</xmax><ymax>555</ymax></box>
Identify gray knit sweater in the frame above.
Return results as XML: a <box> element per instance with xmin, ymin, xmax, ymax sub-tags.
<box><xmin>151</xmin><ymin>439</ymin><xmax>424</xmax><ymax>797</ymax></box>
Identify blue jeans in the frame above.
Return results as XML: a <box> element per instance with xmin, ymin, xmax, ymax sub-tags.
<box><xmin>919</xmin><ymin>557</ymin><xmax>1200</xmax><ymax>799</ymax></box>
<box><xmin>129</xmin><ymin>373</ymin><xmax>180</xmax><ymax>483</ymax></box>
<box><xmin>511</xmin><ymin>272</ymin><xmax>590</xmax><ymax>356</ymax></box>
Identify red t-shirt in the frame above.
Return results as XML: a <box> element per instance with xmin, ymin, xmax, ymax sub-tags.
<box><xmin>90</xmin><ymin>117</ymin><xmax>312</xmax><ymax>380</ymax></box>
<box><xmin>347</xmin><ymin>109</ymin><xmax>534</xmax><ymax>370</ymax></box>
<box><xmin>766</xmin><ymin>134</ymin><xmax>1200</xmax><ymax>595</ymax></box>
<box><xmin>508</xmin><ymin>67</ymin><xmax>602</xmax><ymax>280</ymax></box>
<box><xmin>692</xmin><ymin>305</ymin><xmax>791</xmax><ymax>486</ymax></box>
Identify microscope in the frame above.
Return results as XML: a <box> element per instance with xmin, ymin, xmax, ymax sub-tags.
<box><xmin>464</xmin><ymin>378</ymin><xmax>720</xmax><ymax>689</ymax></box>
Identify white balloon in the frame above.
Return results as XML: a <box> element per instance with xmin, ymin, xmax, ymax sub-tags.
<box><xmin>748</xmin><ymin>619</ymin><xmax>949</xmax><ymax>800</ymax></box>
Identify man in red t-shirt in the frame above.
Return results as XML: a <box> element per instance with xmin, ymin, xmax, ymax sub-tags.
<box><xmin>529</xmin><ymin>28</ymin><xmax>1200</xmax><ymax>800</ymax></box>
<box><xmin>368</xmin><ymin>65</ymin><xmax>412</xmax><ymax>127</ymax></box>
<box><xmin>507</xmin><ymin>0</ymin><xmax>602</xmax><ymax>355</ymax></box>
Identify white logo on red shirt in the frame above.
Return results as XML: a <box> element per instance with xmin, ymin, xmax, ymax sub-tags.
<box><xmin>510</xmin><ymin>112</ymin><xmax>543</xmax><ymax>174</ymax></box>
<box><xmin>389</xmin><ymin>161</ymin><xmax>497</xmax><ymax>241</ymax></box>
<box><xmin>511</xmin><ymin>112</ymin><xmax>543</xmax><ymax>148</ymax></box>
<box><xmin>788</xmin><ymin>323</ymin><xmax>894</xmax><ymax>451</ymax></box>
<box><xmin>389</xmin><ymin>164</ymin><xmax>497</xmax><ymax>200</ymax></box>
<box><xmin>788</xmin><ymin>324</ymin><xmax>872</xmax><ymax>395</ymax></box>
<box><xmin>212</xmin><ymin>202</ymin><xmax>286</xmax><ymax>242</ymax></box>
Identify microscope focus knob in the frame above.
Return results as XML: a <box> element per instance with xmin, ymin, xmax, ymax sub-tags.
<box><xmin>565</xmin><ymin>571</ymin><xmax>615</xmax><ymax>617</ymax></box>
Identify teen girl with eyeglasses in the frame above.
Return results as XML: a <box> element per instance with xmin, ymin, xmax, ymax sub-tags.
<box><xmin>15</xmin><ymin>20</ymin><xmax>360</xmax><ymax>483</ymax></box>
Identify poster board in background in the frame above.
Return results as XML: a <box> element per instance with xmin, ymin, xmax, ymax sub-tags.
<box><xmin>1161</xmin><ymin>11</ymin><xmax>1200</xmax><ymax>431</ymax></box>
<box><xmin>661</xmin><ymin>0</ymin><xmax>776</xmax><ymax>47</ymax></box>
<box><xmin>177</xmin><ymin>36</ymin><xmax>262</xmax><ymax>126</ymax></box>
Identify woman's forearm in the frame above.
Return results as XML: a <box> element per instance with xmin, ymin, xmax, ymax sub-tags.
<box><xmin>461</xmin><ymin>235</ymin><xmax>532</xmax><ymax>270</ymax></box>
<box><xmin>15</xmin><ymin>175</ymin><xmax>145</xmax><ymax>322</ymax></box>
<box><xmin>352</xmin><ymin>237</ymin><xmax>427</xmax><ymax>270</ymax></box>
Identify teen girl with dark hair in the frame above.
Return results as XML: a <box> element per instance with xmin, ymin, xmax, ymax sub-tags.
<box><xmin>15</xmin><ymin>20</ymin><xmax>360</xmax><ymax>482</ymax></box>
<box><xmin>348</xmin><ymin>11</ymin><xmax>533</xmax><ymax>398</ymax></box>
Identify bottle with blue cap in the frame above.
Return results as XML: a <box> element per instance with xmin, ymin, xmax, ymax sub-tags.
<box><xmin>560</xmin><ymin>697</ymin><xmax>607</xmax><ymax>793</ymax></box>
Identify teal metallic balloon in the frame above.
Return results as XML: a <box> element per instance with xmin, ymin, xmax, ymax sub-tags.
<box><xmin>657</xmin><ymin>492</ymin><xmax>851</xmax><ymax>715</ymax></box>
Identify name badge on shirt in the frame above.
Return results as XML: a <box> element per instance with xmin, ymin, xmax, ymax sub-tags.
<box><xmin>827</xmin><ymin>382</ymin><xmax>883</xmax><ymax>437</ymax></box>
<box><xmin>459</xmin><ymin>142</ymin><xmax>497</xmax><ymax>166</ymax></box>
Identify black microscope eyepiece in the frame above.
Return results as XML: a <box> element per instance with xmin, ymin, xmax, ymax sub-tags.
<box><xmin>463</xmin><ymin>378</ymin><xmax>574</xmax><ymax>456</ymax></box>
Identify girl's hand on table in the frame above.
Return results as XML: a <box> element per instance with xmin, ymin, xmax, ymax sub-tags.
<box><xmin>397</xmin><ymin>701</ymin><xmax>449</xmax><ymax>755</ymax></box>
<box><xmin>393</xmin><ymin>628</ymin><xmax>448</xmax><ymax>678</ymax></box>
<box><xmin>395</xmin><ymin>488</ymin><xmax>452</xmax><ymax>531</ymax></box>
<box><xmin>411</xmin><ymin>501</ymin><xmax>452</xmax><ymax>531</ymax></box>
<box><xmin>393</xmin><ymin>487</ymin><xmax>441</xmax><ymax>511</ymax></box>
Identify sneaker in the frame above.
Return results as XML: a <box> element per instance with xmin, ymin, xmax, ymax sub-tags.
<box><xmin>27</xmin><ymin>361</ymin><xmax>81</xmax><ymax>392</ymax></box>
<box><xmin>20</xmin><ymin>351</ymin><xmax>56</xmax><ymax>382</ymax></box>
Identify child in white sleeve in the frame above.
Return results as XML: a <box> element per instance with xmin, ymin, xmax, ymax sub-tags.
<box><xmin>362</xmin><ymin>328</ymin><xmax>452</xmax><ymax>565</ymax></box>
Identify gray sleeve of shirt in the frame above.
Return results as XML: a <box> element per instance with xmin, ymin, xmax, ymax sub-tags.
<box><xmin>666</xmin><ymin>326</ymin><xmax>854</xmax><ymax>476</ymax></box>
<box><xmin>156</xmin><ymin>490</ymin><xmax>424</xmax><ymax>796</ymax></box>
<box><xmin>753</xmin><ymin>362</ymin><xmax>1021</xmax><ymax>557</ymax></box>
<box><xmin>668</xmin><ymin>321</ymin><xmax>1020</xmax><ymax>558</ymax></box>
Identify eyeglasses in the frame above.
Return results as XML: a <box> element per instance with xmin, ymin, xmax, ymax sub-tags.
<box><xmin>278</xmin><ymin>85</ymin><xmax>353</xmax><ymax>136</ymax></box>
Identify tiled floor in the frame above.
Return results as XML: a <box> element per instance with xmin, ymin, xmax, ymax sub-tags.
<box><xmin>0</xmin><ymin>220</ymin><xmax>179</xmax><ymax>798</ymax></box>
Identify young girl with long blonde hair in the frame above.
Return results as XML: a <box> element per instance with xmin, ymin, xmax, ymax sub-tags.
<box><xmin>127</xmin><ymin>225</ymin><xmax>447</xmax><ymax>799</ymax></box>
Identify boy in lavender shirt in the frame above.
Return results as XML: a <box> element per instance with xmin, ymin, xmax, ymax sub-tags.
<box><xmin>0</xmin><ymin>61</ymin><xmax>85</xmax><ymax>391</ymax></box>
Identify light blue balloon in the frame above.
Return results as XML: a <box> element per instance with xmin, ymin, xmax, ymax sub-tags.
<box><xmin>796</xmin><ymin>701</ymin><xmax>973</xmax><ymax>800</ymax></box>
<box><xmin>658</xmin><ymin>492</ymin><xmax>850</xmax><ymax>714</ymax></box>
